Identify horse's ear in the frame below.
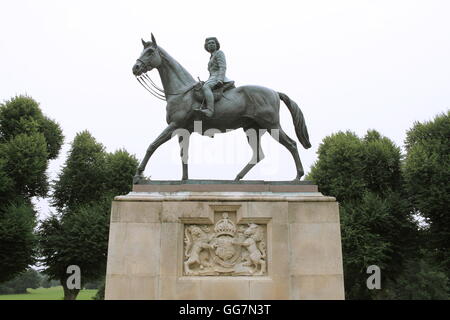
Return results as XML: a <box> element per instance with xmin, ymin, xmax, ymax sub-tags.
<box><xmin>141</xmin><ymin>38</ymin><xmax>148</xmax><ymax>48</ymax></box>
<box><xmin>151</xmin><ymin>33</ymin><xmax>157</xmax><ymax>47</ymax></box>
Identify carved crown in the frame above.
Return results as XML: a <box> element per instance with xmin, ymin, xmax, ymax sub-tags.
<box><xmin>214</xmin><ymin>213</ymin><xmax>236</xmax><ymax>236</ymax></box>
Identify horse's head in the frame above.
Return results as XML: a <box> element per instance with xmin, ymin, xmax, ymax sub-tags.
<box><xmin>132</xmin><ymin>33</ymin><xmax>162</xmax><ymax>76</ymax></box>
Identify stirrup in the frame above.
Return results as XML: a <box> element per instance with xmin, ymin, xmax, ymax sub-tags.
<box><xmin>201</xmin><ymin>109</ymin><xmax>214</xmax><ymax>117</ymax></box>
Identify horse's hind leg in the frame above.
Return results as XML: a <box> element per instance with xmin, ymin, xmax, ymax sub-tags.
<box><xmin>271</xmin><ymin>126</ymin><xmax>305</xmax><ymax>180</ymax></box>
<box><xmin>178</xmin><ymin>134</ymin><xmax>189</xmax><ymax>180</ymax></box>
<box><xmin>235</xmin><ymin>128</ymin><xmax>266</xmax><ymax>181</ymax></box>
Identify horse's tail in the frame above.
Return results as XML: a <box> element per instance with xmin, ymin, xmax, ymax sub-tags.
<box><xmin>278</xmin><ymin>92</ymin><xmax>311</xmax><ymax>149</ymax></box>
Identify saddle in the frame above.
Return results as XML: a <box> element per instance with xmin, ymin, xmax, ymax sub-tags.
<box><xmin>192</xmin><ymin>80</ymin><xmax>235</xmax><ymax>103</ymax></box>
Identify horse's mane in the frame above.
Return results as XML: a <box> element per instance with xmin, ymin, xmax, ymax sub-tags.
<box><xmin>157</xmin><ymin>46</ymin><xmax>196</xmax><ymax>86</ymax></box>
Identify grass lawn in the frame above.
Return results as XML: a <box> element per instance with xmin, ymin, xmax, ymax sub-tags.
<box><xmin>0</xmin><ymin>286</ymin><xmax>98</xmax><ymax>300</ymax></box>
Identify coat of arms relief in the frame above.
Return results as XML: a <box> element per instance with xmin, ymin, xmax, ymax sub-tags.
<box><xmin>183</xmin><ymin>212</ymin><xmax>267</xmax><ymax>276</ymax></box>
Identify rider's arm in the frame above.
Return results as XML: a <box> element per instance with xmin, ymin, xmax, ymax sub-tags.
<box><xmin>215</xmin><ymin>50</ymin><xmax>227</xmax><ymax>82</ymax></box>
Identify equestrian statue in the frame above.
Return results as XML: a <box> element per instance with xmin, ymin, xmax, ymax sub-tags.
<box><xmin>132</xmin><ymin>34</ymin><xmax>311</xmax><ymax>182</ymax></box>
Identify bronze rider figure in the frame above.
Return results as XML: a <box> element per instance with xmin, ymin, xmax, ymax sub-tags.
<box><xmin>201</xmin><ymin>37</ymin><xmax>230</xmax><ymax>117</ymax></box>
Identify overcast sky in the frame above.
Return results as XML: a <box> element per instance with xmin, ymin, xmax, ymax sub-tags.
<box><xmin>1</xmin><ymin>1</ymin><xmax>449</xmax><ymax>216</ymax></box>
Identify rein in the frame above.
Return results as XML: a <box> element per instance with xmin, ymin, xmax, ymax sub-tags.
<box><xmin>135</xmin><ymin>53</ymin><xmax>195</xmax><ymax>101</ymax></box>
<box><xmin>136</xmin><ymin>73</ymin><xmax>166</xmax><ymax>101</ymax></box>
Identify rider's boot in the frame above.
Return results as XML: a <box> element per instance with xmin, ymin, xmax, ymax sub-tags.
<box><xmin>201</xmin><ymin>87</ymin><xmax>214</xmax><ymax>117</ymax></box>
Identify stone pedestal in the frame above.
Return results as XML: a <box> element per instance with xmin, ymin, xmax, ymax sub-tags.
<box><xmin>105</xmin><ymin>181</ymin><xmax>345</xmax><ymax>300</ymax></box>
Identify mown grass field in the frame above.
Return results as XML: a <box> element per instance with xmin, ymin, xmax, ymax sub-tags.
<box><xmin>0</xmin><ymin>286</ymin><xmax>97</xmax><ymax>300</ymax></box>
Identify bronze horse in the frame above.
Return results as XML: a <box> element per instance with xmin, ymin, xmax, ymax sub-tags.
<box><xmin>132</xmin><ymin>34</ymin><xmax>311</xmax><ymax>182</ymax></box>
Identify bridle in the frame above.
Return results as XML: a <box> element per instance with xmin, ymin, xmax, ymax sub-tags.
<box><xmin>136</xmin><ymin>58</ymin><xmax>149</xmax><ymax>67</ymax></box>
<box><xmin>135</xmin><ymin>50</ymin><xmax>194</xmax><ymax>101</ymax></box>
<box><xmin>135</xmin><ymin>50</ymin><xmax>167</xmax><ymax>101</ymax></box>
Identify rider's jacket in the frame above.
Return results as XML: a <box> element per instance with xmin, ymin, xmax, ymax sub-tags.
<box><xmin>207</xmin><ymin>50</ymin><xmax>230</xmax><ymax>84</ymax></box>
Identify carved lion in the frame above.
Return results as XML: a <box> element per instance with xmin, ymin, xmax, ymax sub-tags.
<box><xmin>184</xmin><ymin>226</ymin><xmax>213</xmax><ymax>275</ymax></box>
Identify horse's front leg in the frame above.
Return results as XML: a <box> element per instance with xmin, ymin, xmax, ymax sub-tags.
<box><xmin>134</xmin><ymin>123</ymin><xmax>177</xmax><ymax>183</ymax></box>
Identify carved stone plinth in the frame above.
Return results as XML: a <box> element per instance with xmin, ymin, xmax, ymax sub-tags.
<box><xmin>105</xmin><ymin>181</ymin><xmax>345</xmax><ymax>300</ymax></box>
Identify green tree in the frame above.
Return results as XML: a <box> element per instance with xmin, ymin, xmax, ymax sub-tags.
<box><xmin>0</xmin><ymin>95</ymin><xmax>63</xmax><ymax>160</ymax></box>
<box><xmin>105</xmin><ymin>149</ymin><xmax>140</xmax><ymax>197</ymax></box>
<box><xmin>40</xmin><ymin>274</ymin><xmax>59</xmax><ymax>288</ymax></box>
<box><xmin>38</xmin><ymin>201</ymin><xmax>110</xmax><ymax>300</ymax></box>
<box><xmin>93</xmin><ymin>279</ymin><xmax>105</xmax><ymax>300</ymax></box>
<box><xmin>404</xmin><ymin>111</ymin><xmax>450</xmax><ymax>278</ymax></box>
<box><xmin>0</xmin><ymin>95</ymin><xmax>63</xmax><ymax>282</ymax></box>
<box><xmin>51</xmin><ymin>131</ymin><xmax>107</xmax><ymax>212</ymax></box>
<box><xmin>0</xmin><ymin>201</ymin><xmax>37</xmax><ymax>283</ymax></box>
<box><xmin>307</xmin><ymin>131</ymin><xmax>366</xmax><ymax>202</ymax></box>
<box><xmin>338</xmin><ymin>193</ymin><xmax>391</xmax><ymax>299</ymax></box>
<box><xmin>38</xmin><ymin>131</ymin><xmax>138</xmax><ymax>300</ymax></box>
<box><xmin>308</xmin><ymin>130</ymin><xmax>418</xmax><ymax>299</ymax></box>
<box><xmin>2</xmin><ymin>133</ymin><xmax>49</xmax><ymax>198</ymax></box>
<box><xmin>0</xmin><ymin>268</ymin><xmax>42</xmax><ymax>294</ymax></box>
<box><xmin>379</xmin><ymin>251</ymin><xmax>449</xmax><ymax>300</ymax></box>
<box><xmin>0</xmin><ymin>96</ymin><xmax>43</xmax><ymax>139</ymax></box>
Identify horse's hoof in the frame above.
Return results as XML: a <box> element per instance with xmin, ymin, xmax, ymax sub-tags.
<box><xmin>133</xmin><ymin>175</ymin><xmax>143</xmax><ymax>184</ymax></box>
<box><xmin>294</xmin><ymin>172</ymin><xmax>304</xmax><ymax>181</ymax></box>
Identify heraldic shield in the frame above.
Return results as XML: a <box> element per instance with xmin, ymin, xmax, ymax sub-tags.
<box><xmin>184</xmin><ymin>213</ymin><xmax>267</xmax><ymax>276</ymax></box>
